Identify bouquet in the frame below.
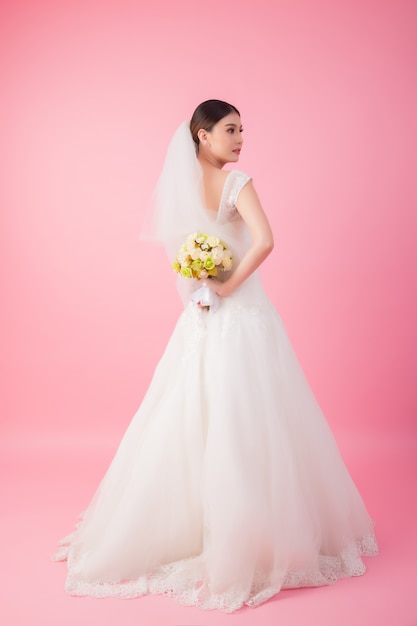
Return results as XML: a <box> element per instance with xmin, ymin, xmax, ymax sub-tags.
<box><xmin>172</xmin><ymin>232</ymin><xmax>233</xmax><ymax>311</ymax></box>
<box><xmin>172</xmin><ymin>232</ymin><xmax>233</xmax><ymax>279</ymax></box>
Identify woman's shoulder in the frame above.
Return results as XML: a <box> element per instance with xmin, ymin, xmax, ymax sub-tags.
<box><xmin>227</xmin><ymin>170</ymin><xmax>252</xmax><ymax>192</ymax></box>
<box><xmin>228</xmin><ymin>169</ymin><xmax>252</xmax><ymax>182</ymax></box>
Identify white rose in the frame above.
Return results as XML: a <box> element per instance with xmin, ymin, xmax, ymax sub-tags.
<box><xmin>177</xmin><ymin>251</ymin><xmax>190</xmax><ymax>264</ymax></box>
<box><xmin>186</xmin><ymin>241</ymin><xmax>197</xmax><ymax>252</ymax></box>
<box><xmin>190</xmin><ymin>247</ymin><xmax>201</xmax><ymax>260</ymax></box>
<box><xmin>207</xmin><ymin>236</ymin><xmax>220</xmax><ymax>248</ymax></box>
<box><xmin>199</xmin><ymin>251</ymin><xmax>209</xmax><ymax>261</ymax></box>
<box><xmin>199</xmin><ymin>270</ymin><xmax>208</xmax><ymax>278</ymax></box>
<box><xmin>212</xmin><ymin>246</ymin><xmax>225</xmax><ymax>265</ymax></box>
<box><xmin>222</xmin><ymin>256</ymin><xmax>233</xmax><ymax>271</ymax></box>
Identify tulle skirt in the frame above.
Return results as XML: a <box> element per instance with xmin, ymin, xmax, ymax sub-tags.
<box><xmin>54</xmin><ymin>276</ymin><xmax>377</xmax><ymax>612</ymax></box>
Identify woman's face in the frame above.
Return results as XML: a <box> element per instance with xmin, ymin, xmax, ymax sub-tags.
<box><xmin>204</xmin><ymin>112</ymin><xmax>244</xmax><ymax>166</ymax></box>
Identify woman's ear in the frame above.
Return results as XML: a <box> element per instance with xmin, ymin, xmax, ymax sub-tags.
<box><xmin>197</xmin><ymin>128</ymin><xmax>208</xmax><ymax>144</ymax></box>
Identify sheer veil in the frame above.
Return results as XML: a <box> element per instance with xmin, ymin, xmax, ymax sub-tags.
<box><xmin>140</xmin><ymin>121</ymin><xmax>210</xmax><ymax>261</ymax></box>
<box><xmin>140</xmin><ymin>120</ymin><xmax>249</xmax><ymax>307</ymax></box>
<box><xmin>140</xmin><ymin>120</ymin><xmax>244</xmax><ymax>253</ymax></box>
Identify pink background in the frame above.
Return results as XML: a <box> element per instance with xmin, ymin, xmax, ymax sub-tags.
<box><xmin>1</xmin><ymin>1</ymin><xmax>416</xmax><ymax>625</ymax></box>
<box><xmin>2</xmin><ymin>0</ymin><xmax>416</xmax><ymax>444</ymax></box>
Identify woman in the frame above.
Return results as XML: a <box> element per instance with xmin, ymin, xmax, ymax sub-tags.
<box><xmin>54</xmin><ymin>100</ymin><xmax>377</xmax><ymax>612</ymax></box>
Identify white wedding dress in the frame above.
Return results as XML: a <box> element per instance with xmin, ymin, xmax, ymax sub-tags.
<box><xmin>54</xmin><ymin>170</ymin><xmax>378</xmax><ymax>612</ymax></box>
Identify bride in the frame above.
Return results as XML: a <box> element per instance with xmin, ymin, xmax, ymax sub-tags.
<box><xmin>54</xmin><ymin>99</ymin><xmax>378</xmax><ymax>612</ymax></box>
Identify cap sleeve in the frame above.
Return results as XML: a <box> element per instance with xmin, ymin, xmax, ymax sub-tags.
<box><xmin>219</xmin><ymin>170</ymin><xmax>252</xmax><ymax>224</ymax></box>
<box><xmin>228</xmin><ymin>170</ymin><xmax>252</xmax><ymax>207</ymax></box>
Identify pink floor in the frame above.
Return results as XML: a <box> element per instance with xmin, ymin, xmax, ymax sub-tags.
<box><xmin>2</xmin><ymin>430</ymin><xmax>416</xmax><ymax>626</ymax></box>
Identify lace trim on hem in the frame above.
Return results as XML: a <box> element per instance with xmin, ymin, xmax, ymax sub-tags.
<box><xmin>53</xmin><ymin>532</ymin><xmax>378</xmax><ymax>612</ymax></box>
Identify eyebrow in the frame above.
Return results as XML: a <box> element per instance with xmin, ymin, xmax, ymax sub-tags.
<box><xmin>224</xmin><ymin>123</ymin><xmax>243</xmax><ymax>128</ymax></box>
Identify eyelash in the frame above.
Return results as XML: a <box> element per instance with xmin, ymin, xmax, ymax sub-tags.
<box><xmin>228</xmin><ymin>128</ymin><xmax>244</xmax><ymax>134</ymax></box>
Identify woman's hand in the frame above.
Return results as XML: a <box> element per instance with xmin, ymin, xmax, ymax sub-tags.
<box><xmin>202</xmin><ymin>278</ymin><xmax>223</xmax><ymax>295</ymax></box>
<box><xmin>191</xmin><ymin>280</ymin><xmax>222</xmax><ymax>311</ymax></box>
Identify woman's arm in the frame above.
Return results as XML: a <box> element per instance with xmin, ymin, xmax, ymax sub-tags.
<box><xmin>213</xmin><ymin>180</ymin><xmax>274</xmax><ymax>297</ymax></box>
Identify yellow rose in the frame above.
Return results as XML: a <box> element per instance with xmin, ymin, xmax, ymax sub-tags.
<box><xmin>204</xmin><ymin>257</ymin><xmax>215</xmax><ymax>271</ymax></box>
<box><xmin>181</xmin><ymin>266</ymin><xmax>193</xmax><ymax>278</ymax></box>
<box><xmin>172</xmin><ymin>260</ymin><xmax>181</xmax><ymax>273</ymax></box>
<box><xmin>191</xmin><ymin>259</ymin><xmax>203</xmax><ymax>273</ymax></box>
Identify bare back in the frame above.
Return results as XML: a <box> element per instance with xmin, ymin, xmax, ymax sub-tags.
<box><xmin>202</xmin><ymin>169</ymin><xmax>231</xmax><ymax>214</ymax></box>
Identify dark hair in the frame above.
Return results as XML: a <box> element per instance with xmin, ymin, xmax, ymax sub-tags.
<box><xmin>190</xmin><ymin>99</ymin><xmax>240</xmax><ymax>147</ymax></box>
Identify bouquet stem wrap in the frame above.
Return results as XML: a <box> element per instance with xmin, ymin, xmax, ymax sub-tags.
<box><xmin>190</xmin><ymin>284</ymin><xmax>220</xmax><ymax>312</ymax></box>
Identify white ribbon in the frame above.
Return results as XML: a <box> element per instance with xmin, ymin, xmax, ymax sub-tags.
<box><xmin>190</xmin><ymin>284</ymin><xmax>220</xmax><ymax>312</ymax></box>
